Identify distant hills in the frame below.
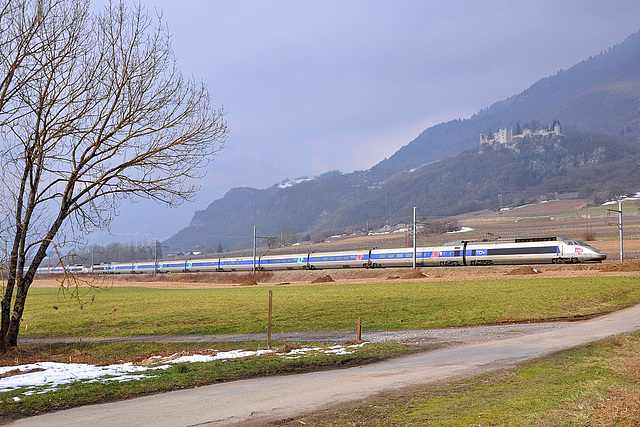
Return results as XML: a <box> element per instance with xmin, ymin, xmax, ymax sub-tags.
<box><xmin>164</xmin><ymin>31</ymin><xmax>640</xmax><ymax>251</ymax></box>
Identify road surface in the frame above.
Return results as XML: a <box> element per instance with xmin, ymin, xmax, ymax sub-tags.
<box><xmin>12</xmin><ymin>304</ymin><xmax>640</xmax><ymax>426</ymax></box>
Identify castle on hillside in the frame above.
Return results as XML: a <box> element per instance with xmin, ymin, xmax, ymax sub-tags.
<box><xmin>480</xmin><ymin>121</ymin><xmax>562</xmax><ymax>146</ymax></box>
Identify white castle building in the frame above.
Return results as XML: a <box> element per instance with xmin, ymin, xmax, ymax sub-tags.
<box><xmin>480</xmin><ymin>122</ymin><xmax>562</xmax><ymax>146</ymax></box>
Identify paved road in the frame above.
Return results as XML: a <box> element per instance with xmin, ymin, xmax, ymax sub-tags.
<box><xmin>12</xmin><ymin>304</ymin><xmax>640</xmax><ymax>426</ymax></box>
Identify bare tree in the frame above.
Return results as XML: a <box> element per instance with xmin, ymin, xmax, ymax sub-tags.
<box><xmin>0</xmin><ymin>0</ymin><xmax>227</xmax><ymax>351</ymax></box>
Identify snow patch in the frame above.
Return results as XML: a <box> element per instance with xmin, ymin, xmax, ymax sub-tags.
<box><xmin>602</xmin><ymin>191</ymin><xmax>640</xmax><ymax>205</ymax></box>
<box><xmin>1</xmin><ymin>343</ymin><xmax>369</xmax><ymax>397</ymax></box>
<box><xmin>447</xmin><ymin>227</ymin><xmax>474</xmax><ymax>234</ymax></box>
<box><xmin>278</xmin><ymin>178</ymin><xmax>312</xmax><ymax>189</ymax></box>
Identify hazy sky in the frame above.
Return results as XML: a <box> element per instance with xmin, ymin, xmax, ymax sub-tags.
<box><xmin>91</xmin><ymin>0</ymin><xmax>640</xmax><ymax>245</ymax></box>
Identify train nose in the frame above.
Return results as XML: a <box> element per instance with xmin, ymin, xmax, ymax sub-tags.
<box><xmin>588</xmin><ymin>248</ymin><xmax>607</xmax><ymax>262</ymax></box>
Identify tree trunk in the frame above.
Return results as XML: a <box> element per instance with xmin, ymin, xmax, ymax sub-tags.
<box><xmin>0</xmin><ymin>278</ymin><xmax>30</xmax><ymax>351</ymax></box>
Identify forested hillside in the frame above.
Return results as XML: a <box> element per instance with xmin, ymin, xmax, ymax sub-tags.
<box><xmin>375</xmin><ymin>31</ymin><xmax>640</xmax><ymax>172</ymax></box>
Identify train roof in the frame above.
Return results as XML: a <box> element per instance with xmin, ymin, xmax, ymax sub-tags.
<box><xmin>444</xmin><ymin>237</ymin><xmax>565</xmax><ymax>246</ymax></box>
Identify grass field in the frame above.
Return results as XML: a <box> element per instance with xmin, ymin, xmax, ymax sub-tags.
<box><xmin>20</xmin><ymin>275</ymin><xmax>640</xmax><ymax>338</ymax></box>
<box><xmin>3</xmin><ymin>272</ymin><xmax>640</xmax><ymax>424</ymax></box>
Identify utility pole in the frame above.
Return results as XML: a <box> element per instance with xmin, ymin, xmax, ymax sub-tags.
<box><xmin>607</xmin><ymin>201</ymin><xmax>624</xmax><ymax>263</ymax></box>
<box><xmin>252</xmin><ymin>226</ymin><xmax>270</xmax><ymax>274</ymax></box>
<box><xmin>154</xmin><ymin>240</ymin><xmax>158</xmax><ymax>274</ymax></box>
<box><xmin>618</xmin><ymin>201</ymin><xmax>623</xmax><ymax>263</ymax></box>
<box><xmin>413</xmin><ymin>207</ymin><xmax>417</xmax><ymax>270</ymax></box>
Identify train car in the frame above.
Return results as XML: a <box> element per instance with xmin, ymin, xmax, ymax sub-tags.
<box><xmin>108</xmin><ymin>263</ymin><xmax>135</xmax><ymax>274</ymax></box>
<box><xmin>36</xmin><ymin>266</ymin><xmax>51</xmax><ymax>275</ymax></box>
<box><xmin>185</xmin><ymin>259</ymin><xmax>220</xmax><ymax>272</ymax></box>
<box><xmin>90</xmin><ymin>264</ymin><xmax>111</xmax><ymax>274</ymax></box>
<box><xmin>259</xmin><ymin>253</ymin><xmax>307</xmax><ymax>270</ymax></box>
<box><xmin>306</xmin><ymin>250</ymin><xmax>372</xmax><ymax>270</ymax></box>
<box><xmin>133</xmin><ymin>262</ymin><xmax>157</xmax><ymax>274</ymax></box>
<box><xmin>217</xmin><ymin>257</ymin><xmax>254</xmax><ymax>271</ymax></box>
<box><xmin>460</xmin><ymin>237</ymin><xmax>605</xmax><ymax>266</ymax></box>
<box><xmin>37</xmin><ymin>264</ymin><xmax>89</xmax><ymax>275</ymax></box>
<box><xmin>370</xmin><ymin>245</ymin><xmax>466</xmax><ymax>268</ymax></box>
<box><xmin>156</xmin><ymin>260</ymin><xmax>187</xmax><ymax>273</ymax></box>
<box><xmin>369</xmin><ymin>247</ymin><xmax>419</xmax><ymax>268</ymax></box>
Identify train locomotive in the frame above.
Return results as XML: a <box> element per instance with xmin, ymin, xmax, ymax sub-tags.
<box><xmin>36</xmin><ymin>236</ymin><xmax>606</xmax><ymax>275</ymax></box>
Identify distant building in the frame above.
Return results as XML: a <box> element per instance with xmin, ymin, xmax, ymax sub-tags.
<box><xmin>480</xmin><ymin>122</ymin><xmax>562</xmax><ymax>147</ymax></box>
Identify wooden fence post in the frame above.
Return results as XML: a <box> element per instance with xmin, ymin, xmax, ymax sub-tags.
<box><xmin>268</xmin><ymin>290</ymin><xmax>272</xmax><ymax>350</ymax></box>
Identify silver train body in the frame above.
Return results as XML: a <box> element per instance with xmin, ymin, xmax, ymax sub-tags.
<box><xmin>36</xmin><ymin>237</ymin><xmax>606</xmax><ymax>275</ymax></box>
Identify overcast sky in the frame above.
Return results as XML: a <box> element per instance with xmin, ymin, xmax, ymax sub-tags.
<box><xmin>90</xmin><ymin>0</ymin><xmax>640</xmax><ymax>245</ymax></box>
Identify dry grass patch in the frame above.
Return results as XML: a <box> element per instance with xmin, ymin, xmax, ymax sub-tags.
<box><xmin>589</xmin><ymin>390</ymin><xmax>640</xmax><ymax>426</ymax></box>
<box><xmin>402</xmin><ymin>270</ymin><xmax>428</xmax><ymax>279</ymax></box>
<box><xmin>112</xmin><ymin>271</ymin><xmax>274</xmax><ymax>284</ymax></box>
<box><xmin>311</xmin><ymin>275</ymin><xmax>334</xmax><ymax>283</ymax></box>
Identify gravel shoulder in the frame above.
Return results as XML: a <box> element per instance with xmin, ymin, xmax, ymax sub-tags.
<box><xmin>19</xmin><ymin>322</ymin><xmax>566</xmax><ymax>349</ymax></box>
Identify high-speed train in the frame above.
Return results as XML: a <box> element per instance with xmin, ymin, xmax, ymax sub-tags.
<box><xmin>36</xmin><ymin>237</ymin><xmax>606</xmax><ymax>275</ymax></box>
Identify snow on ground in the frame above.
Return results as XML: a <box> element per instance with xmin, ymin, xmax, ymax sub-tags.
<box><xmin>277</xmin><ymin>178</ymin><xmax>312</xmax><ymax>189</ymax></box>
<box><xmin>0</xmin><ymin>362</ymin><xmax>169</xmax><ymax>397</ymax></box>
<box><xmin>1</xmin><ymin>343</ymin><xmax>368</xmax><ymax>397</ymax></box>
<box><xmin>602</xmin><ymin>191</ymin><xmax>640</xmax><ymax>205</ymax></box>
<box><xmin>447</xmin><ymin>227</ymin><xmax>474</xmax><ymax>234</ymax></box>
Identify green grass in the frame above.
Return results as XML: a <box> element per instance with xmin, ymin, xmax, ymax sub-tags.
<box><xmin>303</xmin><ymin>331</ymin><xmax>640</xmax><ymax>426</ymax></box>
<box><xmin>21</xmin><ymin>276</ymin><xmax>640</xmax><ymax>338</ymax></box>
